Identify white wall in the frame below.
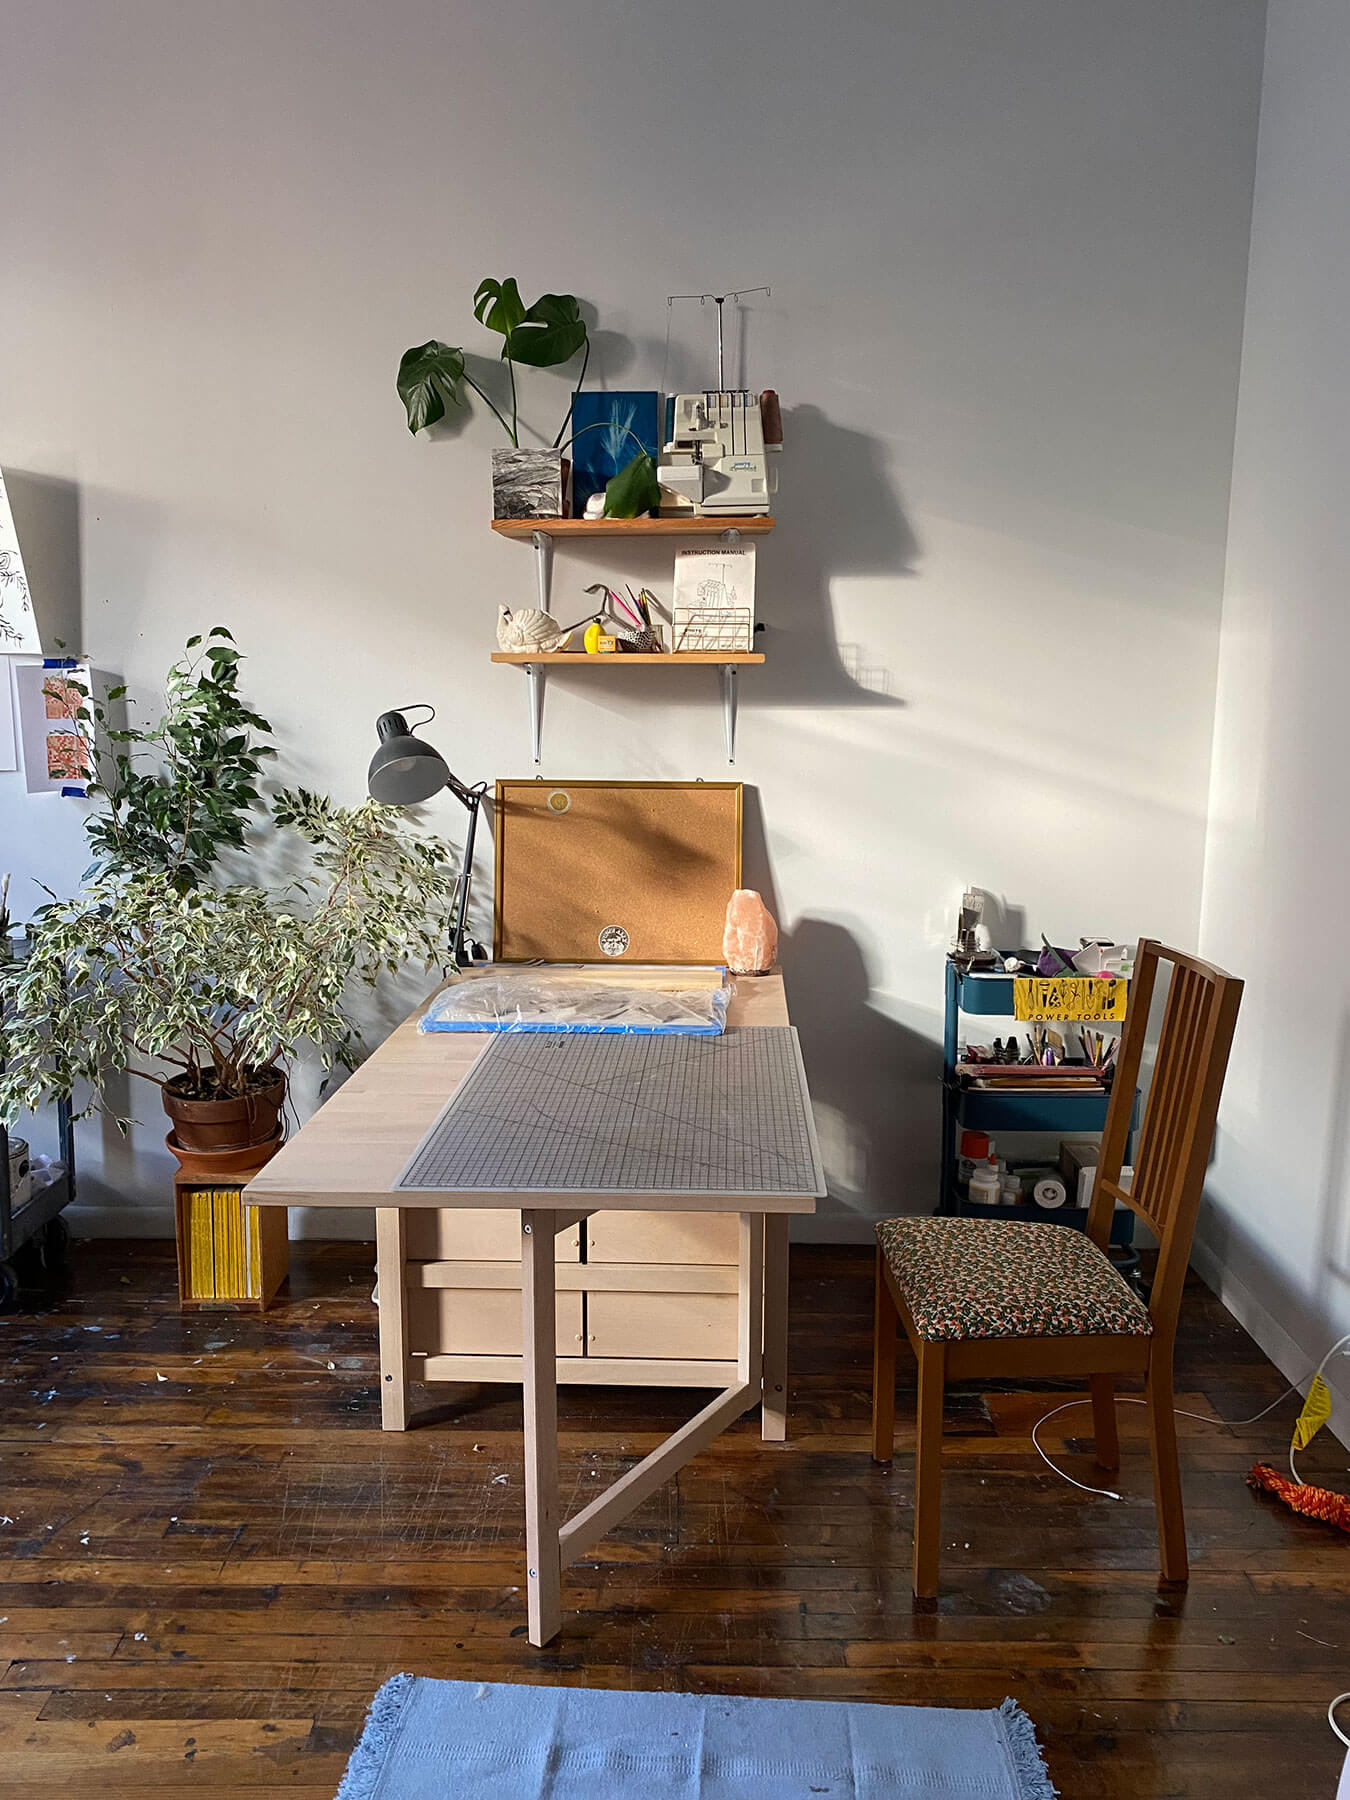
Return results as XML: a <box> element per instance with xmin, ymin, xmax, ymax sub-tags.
<box><xmin>0</xmin><ymin>0</ymin><xmax>1265</xmax><ymax>1239</ymax></box>
<box><xmin>1195</xmin><ymin>0</ymin><xmax>1350</xmax><ymax>1437</ymax></box>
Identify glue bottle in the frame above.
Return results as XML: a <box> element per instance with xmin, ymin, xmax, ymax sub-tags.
<box><xmin>968</xmin><ymin>1157</ymin><xmax>1001</xmax><ymax>1207</ymax></box>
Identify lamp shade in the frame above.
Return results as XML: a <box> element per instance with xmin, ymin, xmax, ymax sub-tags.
<box><xmin>367</xmin><ymin>710</ymin><xmax>451</xmax><ymax>805</ymax></box>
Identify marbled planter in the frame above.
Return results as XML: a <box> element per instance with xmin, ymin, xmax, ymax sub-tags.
<box><xmin>491</xmin><ymin>448</ymin><xmax>567</xmax><ymax>521</ymax></box>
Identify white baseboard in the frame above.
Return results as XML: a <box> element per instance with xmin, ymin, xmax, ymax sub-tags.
<box><xmin>1189</xmin><ymin>1236</ymin><xmax>1350</xmax><ymax>1452</ymax></box>
<box><xmin>65</xmin><ymin>1201</ymin><xmax>377</xmax><ymax>1243</ymax></box>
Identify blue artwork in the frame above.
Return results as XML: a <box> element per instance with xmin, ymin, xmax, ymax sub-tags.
<box><xmin>569</xmin><ymin>390</ymin><xmax>660</xmax><ymax>517</ymax></box>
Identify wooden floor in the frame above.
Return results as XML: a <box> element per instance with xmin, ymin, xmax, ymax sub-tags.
<box><xmin>1</xmin><ymin>1240</ymin><xmax>1346</xmax><ymax>1797</ymax></box>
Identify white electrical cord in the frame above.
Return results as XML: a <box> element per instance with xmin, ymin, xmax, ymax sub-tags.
<box><xmin>1030</xmin><ymin>1331</ymin><xmax>1350</xmax><ymax>1503</ymax></box>
<box><xmin>1029</xmin><ymin>1335</ymin><xmax>1350</xmax><ymax>1778</ymax></box>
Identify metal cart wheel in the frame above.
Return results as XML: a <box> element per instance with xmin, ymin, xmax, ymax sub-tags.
<box><xmin>0</xmin><ymin>1261</ymin><xmax>19</xmax><ymax>1314</ymax></box>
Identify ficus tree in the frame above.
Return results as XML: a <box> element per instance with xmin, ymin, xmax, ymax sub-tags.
<box><xmin>0</xmin><ymin>637</ymin><xmax>466</xmax><ymax>1122</ymax></box>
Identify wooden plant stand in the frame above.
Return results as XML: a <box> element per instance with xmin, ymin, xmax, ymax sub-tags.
<box><xmin>169</xmin><ymin>1132</ymin><xmax>289</xmax><ymax>1311</ymax></box>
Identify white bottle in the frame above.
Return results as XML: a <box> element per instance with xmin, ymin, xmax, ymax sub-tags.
<box><xmin>1000</xmin><ymin>1174</ymin><xmax>1022</xmax><ymax>1207</ymax></box>
<box><xmin>969</xmin><ymin>1157</ymin><xmax>1001</xmax><ymax>1207</ymax></box>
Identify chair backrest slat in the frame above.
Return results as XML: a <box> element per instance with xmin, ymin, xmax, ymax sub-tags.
<box><xmin>1086</xmin><ymin>940</ymin><xmax>1242</xmax><ymax>1344</ymax></box>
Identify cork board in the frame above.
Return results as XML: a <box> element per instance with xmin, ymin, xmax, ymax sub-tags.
<box><xmin>493</xmin><ymin>780</ymin><xmax>742</xmax><ymax>964</ymax></box>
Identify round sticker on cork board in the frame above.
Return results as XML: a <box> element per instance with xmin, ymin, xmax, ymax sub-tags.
<box><xmin>547</xmin><ymin>790</ymin><xmax>571</xmax><ymax>814</ymax></box>
<box><xmin>598</xmin><ymin>925</ymin><xmax>630</xmax><ymax>957</ymax></box>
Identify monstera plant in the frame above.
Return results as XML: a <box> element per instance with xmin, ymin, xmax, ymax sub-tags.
<box><xmin>396</xmin><ymin>278</ymin><xmax>657</xmax><ymax>520</ymax></box>
<box><xmin>397</xmin><ymin>277</ymin><xmax>589</xmax><ymax>449</ymax></box>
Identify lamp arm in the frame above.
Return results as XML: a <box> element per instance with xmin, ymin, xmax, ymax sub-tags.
<box><xmin>444</xmin><ymin>772</ymin><xmax>485</xmax><ymax>810</ymax></box>
<box><xmin>448</xmin><ymin>779</ymin><xmax>487</xmax><ymax>967</ymax></box>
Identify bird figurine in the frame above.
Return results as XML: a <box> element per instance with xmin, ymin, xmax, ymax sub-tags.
<box><xmin>496</xmin><ymin>606</ymin><xmax>573</xmax><ymax>653</ymax></box>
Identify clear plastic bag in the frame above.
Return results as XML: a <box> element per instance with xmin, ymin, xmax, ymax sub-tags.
<box><xmin>420</xmin><ymin>972</ymin><xmax>730</xmax><ymax>1036</ymax></box>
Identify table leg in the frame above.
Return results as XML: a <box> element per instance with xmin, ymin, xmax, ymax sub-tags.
<box><xmin>521</xmin><ymin>1208</ymin><xmax>562</xmax><ymax>1646</ymax></box>
<box><xmin>375</xmin><ymin>1207</ymin><xmax>410</xmax><ymax>1432</ymax></box>
<box><xmin>761</xmin><ymin>1213</ymin><xmax>790</xmax><ymax>1441</ymax></box>
<box><xmin>738</xmin><ymin>1212</ymin><xmax>765</xmax><ymax>1401</ymax></box>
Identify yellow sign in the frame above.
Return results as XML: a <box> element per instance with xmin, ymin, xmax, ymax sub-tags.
<box><xmin>1013</xmin><ymin>976</ymin><xmax>1128</xmax><ymax>1022</ymax></box>
<box><xmin>1293</xmin><ymin>1373</ymin><xmax>1332</xmax><ymax>1452</ymax></box>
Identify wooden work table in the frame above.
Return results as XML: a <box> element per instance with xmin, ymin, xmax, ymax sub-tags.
<box><xmin>246</xmin><ymin>966</ymin><xmax>819</xmax><ymax>1644</ymax></box>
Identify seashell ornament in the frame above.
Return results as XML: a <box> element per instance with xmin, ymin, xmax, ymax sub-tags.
<box><xmin>496</xmin><ymin>606</ymin><xmax>572</xmax><ymax>653</ymax></box>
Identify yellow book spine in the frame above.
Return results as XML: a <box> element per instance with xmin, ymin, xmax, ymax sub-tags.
<box><xmin>188</xmin><ymin>1191</ymin><xmax>213</xmax><ymax>1299</ymax></box>
<box><xmin>229</xmin><ymin>1190</ymin><xmax>242</xmax><ymax>1293</ymax></box>
<box><xmin>228</xmin><ymin>1188</ymin><xmax>244</xmax><ymax>1295</ymax></box>
<box><xmin>245</xmin><ymin>1204</ymin><xmax>261</xmax><ymax>1298</ymax></box>
<box><xmin>211</xmin><ymin>1191</ymin><xmax>234</xmax><ymax>1296</ymax></box>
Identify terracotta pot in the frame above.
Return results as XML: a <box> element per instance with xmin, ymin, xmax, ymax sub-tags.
<box><xmin>162</xmin><ymin>1070</ymin><xmax>286</xmax><ymax>1153</ymax></box>
<box><xmin>164</xmin><ymin>1128</ymin><xmax>282</xmax><ymax>1184</ymax></box>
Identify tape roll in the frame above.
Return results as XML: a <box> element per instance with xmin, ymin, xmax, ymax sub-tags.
<box><xmin>1033</xmin><ymin>1177</ymin><xmax>1068</xmax><ymax>1210</ymax></box>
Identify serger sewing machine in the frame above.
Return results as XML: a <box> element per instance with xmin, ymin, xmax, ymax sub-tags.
<box><xmin>658</xmin><ymin>388</ymin><xmax>782</xmax><ymax>517</ymax></box>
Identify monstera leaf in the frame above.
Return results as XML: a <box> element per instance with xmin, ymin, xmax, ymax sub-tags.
<box><xmin>397</xmin><ymin>340</ymin><xmax>467</xmax><ymax>434</ymax></box>
<box><xmin>473</xmin><ymin>277</ymin><xmax>527</xmax><ymax>339</ymax></box>
<box><xmin>603</xmin><ymin>450</ymin><xmax>662</xmax><ymax>519</ymax></box>
<box><xmin>474</xmin><ymin>280</ymin><xmax>587</xmax><ymax>369</ymax></box>
<box><xmin>508</xmin><ymin>294</ymin><xmax>587</xmax><ymax>368</ymax></box>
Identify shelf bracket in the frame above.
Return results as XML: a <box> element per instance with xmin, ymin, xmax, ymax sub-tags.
<box><xmin>720</xmin><ymin>664</ymin><xmax>739</xmax><ymax>764</ymax></box>
<box><xmin>522</xmin><ymin>662</ymin><xmax>545</xmax><ymax>765</ymax></box>
<box><xmin>532</xmin><ymin>530</ymin><xmax>554</xmax><ymax>615</ymax></box>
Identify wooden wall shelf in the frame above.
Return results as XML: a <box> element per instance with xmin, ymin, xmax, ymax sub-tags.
<box><xmin>491</xmin><ymin>516</ymin><xmax>775</xmax><ymax>539</ymax></box>
<box><xmin>491</xmin><ymin>652</ymin><xmax>764</xmax><ymax>667</ymax></box>
<box><xmin>493</xmin><ymin>514</ymin><xmax>771</xmax><ymax>764</ymax></box>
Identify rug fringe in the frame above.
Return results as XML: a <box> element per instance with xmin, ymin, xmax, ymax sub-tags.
<box><xmin>336</xmin><ymin>1671</ymin><xmax>416</xmax><ymax>1800</ymax></box>
<box><xmin>998</xmin><ymin>1696</ymin><xmax>1058</xmax><ymax>1800</ymax></box>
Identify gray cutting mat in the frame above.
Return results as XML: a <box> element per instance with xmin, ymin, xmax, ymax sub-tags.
<box><xmin>396</xmin><ymin>1027</ymin><xmax>824</xmax><ymax>1197</ymax></box>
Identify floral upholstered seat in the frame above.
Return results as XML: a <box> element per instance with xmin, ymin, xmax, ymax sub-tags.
<box><xmin>875</xmin><ymin>1216</ymin><xmax>1152</xmax><ymax>1343</ymax></box>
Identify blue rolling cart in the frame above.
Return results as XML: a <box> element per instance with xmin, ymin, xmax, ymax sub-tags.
<box><xmin>940</xmin><ymin>958</ymin><xmax>1137</xmax><ymax>1247</ymax></box>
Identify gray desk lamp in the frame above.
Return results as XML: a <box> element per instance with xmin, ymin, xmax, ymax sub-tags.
<box><xmin>368</xmin><ymin>706</ymin><xmax>486</xmax><ymax>968</ymax></box>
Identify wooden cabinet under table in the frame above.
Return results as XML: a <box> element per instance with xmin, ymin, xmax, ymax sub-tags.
<box><xmin>405</xmin><ymin>1206</ymin><xmax>743</xmax><ymax>1383</ymax></box>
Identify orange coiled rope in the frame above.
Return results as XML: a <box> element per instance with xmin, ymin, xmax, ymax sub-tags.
<box><xmin>1247</xmin><ymin>1463</ymin><xmax>1350</xmax><ymax>1531</ymax></box>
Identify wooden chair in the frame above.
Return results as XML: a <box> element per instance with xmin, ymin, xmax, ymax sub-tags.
<box><xmin>871</xmin><ymin>940</ymin><xmax>1242</xmax><ymax>1600</ymax></box>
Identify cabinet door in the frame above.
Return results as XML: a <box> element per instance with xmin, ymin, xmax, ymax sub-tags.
<box><xmin>585</xmin><ymin>1211</ymin><xmax>739</xmax><ymax>1265</ymax></box>
<box><xmin>408</xmin><ymin>1284</ymin><xmax>584</xmax><ymax>1357</ymax></box>
<box><xmin>586</xmin><ymin>1290</ymin><xmax>737</xmax><ymax>1360</ymax></box>
<box><xmin>405</xmin><ymin>1208</ymin><xmax>582</xmax><ymax>1261</ymax></box>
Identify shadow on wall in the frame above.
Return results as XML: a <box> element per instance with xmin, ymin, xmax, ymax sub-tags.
<box><xmin>484</xmin><ymin>391</ymin><xmax>921</xmax><ymax>719</ymax></box>
<box><xmin>758</xmin><ymin>403</ymin><xmax>919</xmax><ymax>709</ymax></box>
<box><xmin>779</xmin><ymin>915</ymin><xmax>941</xmax><ymax>1232</ymax></box>
<box><xmin>4</xmin><ymin>472</ymin><xmax>83</xmax><ymax>650</ymax></box>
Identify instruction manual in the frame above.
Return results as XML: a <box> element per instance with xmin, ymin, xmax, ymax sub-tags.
<box><xmin>671</xmin><ymin>543</ymin><xmax>756</xmax><ymax>652</ymax></box>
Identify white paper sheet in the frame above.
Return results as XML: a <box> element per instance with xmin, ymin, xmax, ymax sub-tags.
<box><xmin>0</xmin><ymin>469</ymin><xmax>42</xmax><ymax>655</ymax></box>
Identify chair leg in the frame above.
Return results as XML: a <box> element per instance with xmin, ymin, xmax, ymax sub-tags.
<box><xmin>912</xmin><ymin>1341</ymin><xmax>945</xmax><ymax>1603</ymax></box>
<box><xmin>1145</xmin><ymin>1359</ymin><xmax>1188</xmax><ymax>1584</ymax></box>
<box><xmin>871</xmin><ymin>1247</ymin><xmax>897</xmax><ymax>1462</ymax></box>
<box><xmin>1090</xmin><ymin>1374</ymin><xmax>1119</xmax><ymax>1472</ymax></box>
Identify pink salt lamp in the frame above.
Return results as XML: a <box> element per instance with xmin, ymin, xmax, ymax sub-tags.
<box><xmin>723</xmin><ymin>889</ymin><xmax>778</xmax><ymax>975</ymax></box>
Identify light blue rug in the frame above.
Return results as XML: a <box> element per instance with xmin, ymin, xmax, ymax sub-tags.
<box><xmin>337</xmin><ymin>1676</ymin><xmax>1057</xmax><ymax>1799</ymax></box>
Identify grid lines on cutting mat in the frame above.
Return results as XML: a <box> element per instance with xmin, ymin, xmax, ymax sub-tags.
<box><xmin>396</xmin><ymin>1027</ymin><xmax>821</xmax><ymax>1194</ymax></box>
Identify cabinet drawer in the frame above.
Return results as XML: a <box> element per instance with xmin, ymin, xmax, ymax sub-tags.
<box><xmin>405</xmin><ymin>1208</ymin><xmax>582</xmax><ymax>1262</ymax></box>
<box><xmin>586</xmin><ymin>1211</ymin><xmax>738</xmax><ymax>1265</ymax></box>
<box><xmin>408</xmin><ymin>1284</ymin><xmax>584</xmax><ymax>1357</ymax></box>
<box><xmin>586</xmin><ymin>1290</ymin><xmax>737</xmax><ymax>1361</ymax></box>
